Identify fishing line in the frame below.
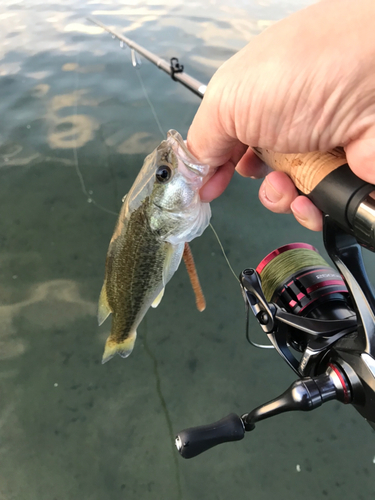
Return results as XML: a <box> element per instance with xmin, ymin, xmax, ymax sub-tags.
<box><xmin>72</xmin><ymin>52</ymin><xmax>118</xmax><ymax>217</ymax></box>
<box><xmin>130</xmin><ymin>50</ymin><xmax>271</xmax><ymax>353</ymax></box>
<box><xmin>132</xmin><ymin>57</ymin><xmax>165</xmax><ymax>139</ymax></box>
<box><xmin>259</xmin><ymin>248</ymin><xmax>329</xmax><ymax>302</ymax></box>
<box><xmin>210</xmin><ymin>222</ymin><xmax>273</xmax><ymax>349</ymax></box>
<box><xmin>133</xmin><ymin>56</ymin><xmax>269</xmax><ymax>352</ymax></box>
<box><xmin>142</xmin><ymin>318</ymin><xmax>182</xmax><ymax>500</ymax></box>
<box><xmin>209</xmin><ymin>223</ymin><xmax>239</xmax><ymax>283</ymax></box>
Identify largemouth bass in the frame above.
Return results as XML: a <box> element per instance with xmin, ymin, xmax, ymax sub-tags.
<box><xmin>98</xmin><ymin>129</ymin><xmax>212</xmax><ymax>363</ymax></box>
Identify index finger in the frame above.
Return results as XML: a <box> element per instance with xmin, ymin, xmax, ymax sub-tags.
<box><xmin>187</xmin><ymin>86</ymin><xmax>239</xmax><ymax>167</ymax></box>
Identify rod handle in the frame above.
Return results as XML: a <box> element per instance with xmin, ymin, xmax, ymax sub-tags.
<box><xmin>252</xmin><ymin>147</ymin><xmax>347</xmax><ymax>194</ymax></box>
<box><xmin>253</xmin><ymin>146</ymin><xmax>375</xmax><ymax>251</ymax></box>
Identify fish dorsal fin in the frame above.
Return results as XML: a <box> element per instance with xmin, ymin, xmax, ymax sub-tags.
<box><xmin>151</xmin><ymin>287</ymin><xmax>165</xmax><ymax>308</ymax></box>
<box><xmin>98</xmin><ymin>284</ymin><xmax>112</xmax><ymax>326</ymax></box>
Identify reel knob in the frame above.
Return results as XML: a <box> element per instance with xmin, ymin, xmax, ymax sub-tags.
<box><xmin>175</xmin><ymin>413</ymin><xmax>245</xmax><ymax>459</ymax></box>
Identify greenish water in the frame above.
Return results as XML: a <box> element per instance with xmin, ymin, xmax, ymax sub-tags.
<box><xmin>1</xmin><ymin>1</ymin><xmax>375</xmax><ymax>499</ymax></box>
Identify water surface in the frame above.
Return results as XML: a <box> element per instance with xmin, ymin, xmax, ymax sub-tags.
<box><xmin>1</xmin><ymin>1</ymin><xmax>375</xmax><ymax>499</ymax></box>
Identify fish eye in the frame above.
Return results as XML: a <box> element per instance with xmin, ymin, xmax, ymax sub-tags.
<box><xmin>156</xmin><ymin>165</ymin><xmax>172</xmax><ymax>183</ymax></box>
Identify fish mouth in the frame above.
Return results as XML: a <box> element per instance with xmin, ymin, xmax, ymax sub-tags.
<box><xmin>183</xmin><ymin>159</ymin><xmax>206</xmax><ymax>175</ymax></box>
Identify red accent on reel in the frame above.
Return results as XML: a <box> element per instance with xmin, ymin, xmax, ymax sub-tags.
<box><xmin>329</xmin><ymin>363</ymin><xmax>350</xmax><ymax>404</ymax></box>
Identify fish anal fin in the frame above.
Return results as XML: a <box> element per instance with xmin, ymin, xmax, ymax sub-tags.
<box><xmin>98</xmin><ymin>284</ymin><xmax>112</xmax><ymax>326</ymax></box>
<box><xmin>102</xmin><ymin>330</ymin><xmax>137</xmax><ymax>364</ymax></box>
<box><xmin>151</xmin><ymin>288</ymin><xmax>164</xmax><ymax>308</ymax></box>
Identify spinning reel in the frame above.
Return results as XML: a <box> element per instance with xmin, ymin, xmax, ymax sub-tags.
<box><xmin>175</xmin><ymin>215</ymin><xmax>375</xmax><ymax>459</ymax></box>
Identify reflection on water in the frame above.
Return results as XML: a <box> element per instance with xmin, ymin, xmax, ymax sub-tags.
<box><xmin>31</xmin><ymin>83</ymin><xmax>50</xmax><ymax>97</ymax></box>
<box><xmin>0</xmin><ymin>141</ymin><xmax>41</xmax><ymax>168</ymax></box>
<box><xmin>62</xmin><ymin>62</ymin><xmax>106</xmax><ymax>73</ymax></box>
<box><xmin>1</xmin><ymin>1</ymin><xmax>375</xmax><ymax>500</ymax></box>
<box><xmin>115</xmin><ymin>131</ymin><xmax>157</xmax><ymax>154</ymax></box>
<box><xmin>48</xmin><ymin>98</ymin><xmax>99</xmax><ymax>149</ymax></box>
<box><xmin>47</xmin><ymin>90</ymin><xmax>100</xmax><ymax>149</ymax></box>
<box><xmin>0</xmin><ymin>279</ymin><xmax>95</xmax><ymax>360</ymax></box>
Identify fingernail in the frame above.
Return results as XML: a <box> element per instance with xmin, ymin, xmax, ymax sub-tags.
<box><xmin>264</xmin><ymin>177</ymin><xmax>282</xmax><ymax>203</ymax></box>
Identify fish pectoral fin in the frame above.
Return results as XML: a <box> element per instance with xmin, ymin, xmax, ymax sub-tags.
<box><xmin>162</xmin><ymin>242</ymin><xmax>184</xmax><ymax>287</ymax></box>
<box><xmin>98</xmin><ymin>284</ymin><xmax>112</xmax><ymax>326</ymax></box>
<box><xmin>102</xmin><ymin>330</ymin><xmax>137</xmax><ymax>364</ymax></box>
<box><xmin>151</xmin><ymin>288</ymin><xmax>165</xmax><ymax>308</ymax></box>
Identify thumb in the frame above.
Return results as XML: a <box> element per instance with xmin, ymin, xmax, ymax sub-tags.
<box><xmin>345</xmin><ymin>130</ymin><xmax>375</xmax><ymax>185</ymax></box>
<box><xmin>187</xmin><ymin>107</ymin><xmax>238</xmax><ymax>167</ymax></box>
<box><xmin>186</xmin><ymin>74</ymin><xmax>240</xmax><ymax>167</ymax></box>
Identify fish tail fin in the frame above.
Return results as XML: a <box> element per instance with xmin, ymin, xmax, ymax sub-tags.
<box><xmin>101</xmin><ymin>330</ymin><xmax>137</xmax><ymax>364</ymax></box>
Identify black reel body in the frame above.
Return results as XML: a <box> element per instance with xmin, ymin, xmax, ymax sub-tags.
<box><xmin>249</xmin><ymin>241</ymin><xmax>357</xmax><ymax>378</ymax></box>
<box><xmin>175</xmin><ymin>217</ymin><xmax>375</xmax><ymax>459</ymax></box>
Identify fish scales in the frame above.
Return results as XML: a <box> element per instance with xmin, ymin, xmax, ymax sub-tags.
<box><xmin>105</xmin><ymin>196</ymin><xmax>168</xmax><ymax>343</ymax></box>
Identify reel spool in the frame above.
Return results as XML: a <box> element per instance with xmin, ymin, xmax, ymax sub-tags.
<box><xmin>256</xmin><ymin>243</ymin><xmax>353</xmax><ymax>322</ymax></box>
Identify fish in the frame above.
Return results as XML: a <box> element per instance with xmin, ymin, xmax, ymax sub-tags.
<box><xmin>98</xmin><ymin>129</ymin><xmax>212</xmax><ymax>363</ymax></box>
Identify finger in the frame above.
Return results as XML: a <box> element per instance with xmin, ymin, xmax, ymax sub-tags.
<box><xmin>258</xmin><ymin>171</ymin><xmax>298</xmax><ymax>213</ymax></box>
<box><xmin>199</xmin><ymin>161</ymin><xmax>235</xmax><ymax>202</ymax></box>
<box><xmin>236</xmin><ymin>147</ymin><xmax>270</xmax><ymax>179</ymax></box>
<box><xmin>198</xmin><ymin>141</ymin><xmax>247</xmax><ymax>202</ymax></box>
<box><xmin>345</xmin><ymin>132</ymin><xmax>375</xmax><ymax>184</ymax></box>
<box><xmin>187</xmin><ymin>74</ymin><xmax>239</xmax><ymax>166</ymax></box>
<box><xmin>291</xmin><ymin>196</ymin><xmax>323</xmax><ymax>231</ymax></box>
<box><xmin>187</xmin><ymin>110</ymin><xmax>236</xmax><ymax>166</ymax></box>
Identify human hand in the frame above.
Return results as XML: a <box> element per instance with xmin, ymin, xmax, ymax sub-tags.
<box><xmin>187</xmin><ymin>0</ymin><xmax>375</xmax><ymax>231</ymax></box>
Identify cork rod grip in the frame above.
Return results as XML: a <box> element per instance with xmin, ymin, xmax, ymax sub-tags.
<box><xmin>252</xmin><ymin>147</ymin><xmax>347</xmax><ymax>194</ymax></box>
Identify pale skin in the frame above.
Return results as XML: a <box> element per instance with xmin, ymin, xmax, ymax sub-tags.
<box><xmin>187</xmin><ymin>0</ymin><xmax>375</xmax><ymax>231</ymax></box>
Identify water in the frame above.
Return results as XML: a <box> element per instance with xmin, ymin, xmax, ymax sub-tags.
<box><xmin>1</xmin><ymin>1</ymin><xmax>375</xmax><ymax>499</ymax></box>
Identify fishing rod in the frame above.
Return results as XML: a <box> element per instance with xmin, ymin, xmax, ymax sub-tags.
<box><xmin>88</xmin><ymin>17</ymin><xmax>206</xmax><ymax>98</ymax></box>
<box><xmin>91</xmin><ymin>18</ymin><xmax>375</xmax><ymax>458</ymax></box>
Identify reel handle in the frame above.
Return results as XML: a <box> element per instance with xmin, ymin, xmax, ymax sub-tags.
<box><xmin>175</xmin><ymin>413</ymin><xmax>245</xmax><ymax>459</ymax></box>
<box><xmin>253</xmin><ymin>147</ymin><xmax>375</xmax><ymax>251</ymax></box>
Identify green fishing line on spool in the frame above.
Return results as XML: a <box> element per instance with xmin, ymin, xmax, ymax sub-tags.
<box><xmin>259</xmin><ymin>248</ymin><xmax>330</xmax><ymax>302</ymax></box>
